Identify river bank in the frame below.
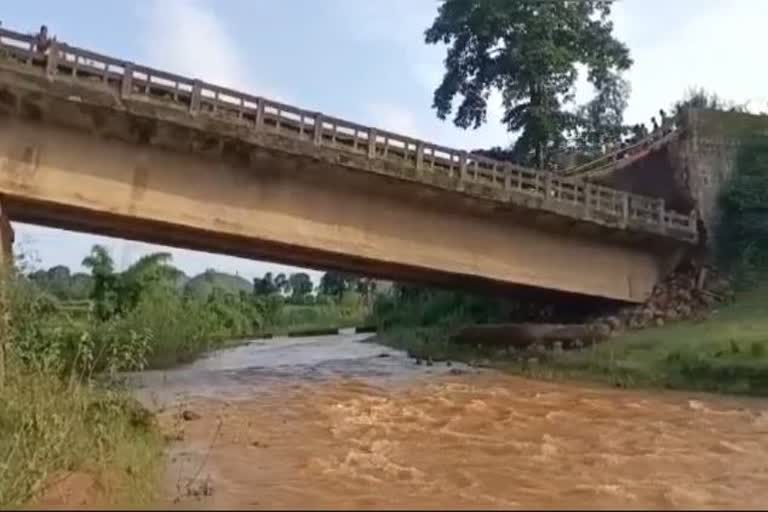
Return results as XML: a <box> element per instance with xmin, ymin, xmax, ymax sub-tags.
<box><xmin>372</xmin><ymin>286</ymin><xmax>768</xmax><ymax>396</ymax></box>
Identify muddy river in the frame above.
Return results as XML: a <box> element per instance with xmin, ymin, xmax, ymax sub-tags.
<box><xmin>132</xmin><ymin>333</ymin><xmax>768</xmax><ymax>509</ymax></box>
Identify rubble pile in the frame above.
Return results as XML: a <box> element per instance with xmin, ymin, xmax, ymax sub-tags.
<box><xmin>593</xmin><ymin>265</ymin><xmax>734</xmax><ymax>336</ymax></box>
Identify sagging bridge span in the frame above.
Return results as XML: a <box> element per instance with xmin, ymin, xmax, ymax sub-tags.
<box><xmin>0</xmin><ymin>26</ymin><xmax>698</xmax><ymax>303</ymax></box>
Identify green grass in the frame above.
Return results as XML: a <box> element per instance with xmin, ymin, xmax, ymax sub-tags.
<box><xmin>261</xmin><ymin>302</ymin><xmax>369</xmax><ymax>336</ymax></box>
<box><xmin>539</xmin><ymin>286</ymin><xmax>768</xmax><ymax>395</ymax></box>
<box><xmin>0</xmin><ymin>359</ymin><xmax>163</xmax><ymax>508</ymax></box>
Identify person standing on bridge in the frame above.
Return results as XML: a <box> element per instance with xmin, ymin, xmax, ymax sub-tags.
<box><xmin>659</xmin><ymin>108</ymin><xmax>672</xmax><ymax>135</ymax></box>
<box><xmin>630</xmin><ymin>124</ymin><xmax>645</xmax><ymax>145</ymax></box>
<box><xmin>651</xmin><ymin>116</ymin><xmax>660</xmax><ymax>140</ymax></box>
<box><xmin>35</xmin><ymin>25</ymin><xmax>51</xmax><ymax>54</ymax></box>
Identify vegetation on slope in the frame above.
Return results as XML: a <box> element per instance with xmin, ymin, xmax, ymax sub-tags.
<box><xmin>0</xmin><ymin>270</ymin><xmax>162</xmax><ymax>508</ymax></box>
<box><xmin>525</xmin><ymin>285</ymin><xmax>768</xmax><ymax>395</ymax></box>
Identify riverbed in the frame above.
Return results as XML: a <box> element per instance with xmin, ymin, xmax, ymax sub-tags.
<box><xmin>131</xmin><ymin>333</ymin><xmax>768</xmax><ymax>509</ymax></box>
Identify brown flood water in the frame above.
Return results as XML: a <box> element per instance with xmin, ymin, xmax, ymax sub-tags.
<box><xmin>132</xmin><ymin>333</ymin><xmax>768</xmax><ymax>510</ymax></box>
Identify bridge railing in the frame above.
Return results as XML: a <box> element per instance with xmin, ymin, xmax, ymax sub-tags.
<box><xmin>561</xmin><ymin>129</ymin><xmax>681</xmax><ymax>178</ymax></box>
<box><xmin>0</xmin><ymin>27</ymin><xmax>697</xmax><ymax>242</ymax></box>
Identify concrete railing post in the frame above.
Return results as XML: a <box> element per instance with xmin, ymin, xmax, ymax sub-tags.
<box><xmin>255</xmin><ymin>98</ymin><xmax>265</xmax><ymax>128</ymax></box>
<box><xmin>190</xmin><ymin>79</ymin><xmax>202</xmax><ymax>113</ymax></box>
<box><xmin>584</xmin><ymin>183</ymin><xmax>593</xmax><ymax>219</ymax></box>
<box><xmin>621</xmin><ymin>193</ymin><xmax>629</xmax><ymax>227</ymax></box>
<box><xmin>313</xmin><ymin>113</ymin><xmax>323</xmax><ymax>145</ymax></box>
<box><xmin>368</xmin><ymin>128</ymin><xmax>377</xmax><ymax>159</ymax></box>
<box><xmin>416</xmin><ymin>142</ymin><xmax>424</xmax><ymax>172</ymax></box>
<box><xmin>658</xmin><ymin>198</ymin><xmax>667</xmax><ymax>233</ymax></box>
<box><xmin>459</xmin><ymin>151</ymin><xmax>468</xmax><ymax>181</ymax></box>
<box><xmin>121</xmin><ymin>62</ymin><xmax>134</xmax><ymax>99</ymax></box>
<box><xmin>45</xmin><ymin>40</ymin><xmax>58</xmax><ymax>77</ymax></box>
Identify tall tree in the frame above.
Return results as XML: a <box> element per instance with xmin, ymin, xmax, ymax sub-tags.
<box><xmin>673</xmin><ymin>87</ymin><xmax>747</xmax><ymax>120</ymax></box>
<box><xmin>82</xmin><ymin>244</ymin><xmax>117</xmax><ymax>319</ymax></box>
<box><xmin>319</xmin><ymin>271</ymin><xmax>349</xmax><ymax>300</ymax></box>
<box><xmin>274</xmin><ymin>273</ymin><xmax>288</xmax><ymax>295</ymax></box>
<box><xmin>253</xmin><ymin>272</ymin><xmax>278</xmax><ymax>296</ymax></box>
<box><xmin>118</xmin><ymin>252</ymin><xmax>182</xmax><ymax>311</ymax></box>
<box><xmin>426</xmin><ymin>0</ymin><xmax>632</xmax><ymax>168</ymax></box>
<box><xmin>287</xmin><ymin>272</ymin><xmax>313</xmax><ymax>301</ymax></box>
<box><xmin>575</xmin><ymin>72</ymin><xmax>630</xmax><ymax>157</ymax></box>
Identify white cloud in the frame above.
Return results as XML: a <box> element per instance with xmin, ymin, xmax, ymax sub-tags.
<box><xmin>138</xmin><ymin>0</ymin><xmax>247</xmax><ymax>89</ymax></box>
<box><xmin>137</xmin><ymin>0</ymin><xmax>288</xmax><ymax>102</ymax></box>
<box><xmin>619</xmin><ymin>0</ymin><xmax>768</xmax><ymax>124</ymax></box>
<box><xmin>365</xmin><ymin>102</ymin><xmax>423</xmax><ymax>138</ymax></box>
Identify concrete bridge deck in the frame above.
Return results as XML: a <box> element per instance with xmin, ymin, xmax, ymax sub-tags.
<box><xmin>0</xmin><ymin>27</ymin><xmax>697</xmax><ymax>302</ymax></box>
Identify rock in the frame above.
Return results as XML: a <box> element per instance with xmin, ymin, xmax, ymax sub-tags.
<box><xmin>181</xmin><ymin>410</ymin><xmax>201</xmax><ymax>421</ymax></box>
<box><xmin>251</xmin><ymin>440</ymin><xmax>269</xmax><ymax>448</ymax></box>
<box><xmin>593</xmin><ymin>323</ymin><xmax>611</xmax><ymax>339</ymax></box>
<box><xmin>377</xmin><ymin>352</ymin><xmax>391</xmax><ymax>358</ymax></box>
<box><xmin>164</xmin><ymin>431</ymin><xmax>185</xmax><ymax>442</ymax></box>
<box><xmin>605</xmin><ymin>316</ymin><xmax>622</xmax><ymax>330</ymax></box>
<box><xmin>655</xmin><ymin>318</ymin><xmax>665</xmax><ymax>327</ymax></box>
<box><xmin>449</xmin><ymin>368</ymin><xmax>465</xmax><ymax>376</ymax></box>
<box><xmin>526</xmin><ymin>357</ymin><xmax>539</xmax><ymax>366</ymax></box>
<box><xmin>186</xmin><ymin>478</ymin><xmax>214</xmax><ymax>498</ymax></box>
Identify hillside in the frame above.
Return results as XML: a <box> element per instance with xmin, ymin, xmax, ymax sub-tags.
<box><xmin>183</xmin><ymin>269</ymin><xmax>253</xmax><ymax>299</ymax></box>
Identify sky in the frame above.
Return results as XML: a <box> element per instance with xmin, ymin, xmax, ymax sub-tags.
<box><xmin>4</xmin><ymin>0</ymin><xmax>768</xmax><ymax>283</ymax></box>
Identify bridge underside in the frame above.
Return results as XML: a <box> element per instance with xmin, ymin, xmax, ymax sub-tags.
<box><xmin>0</xmin><ymin>75</ymin><xmax>688</xmax><ymax>303</ymax></box>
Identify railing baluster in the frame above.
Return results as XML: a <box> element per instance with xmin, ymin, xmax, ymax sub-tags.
<box><xmin>368</xmin><ymin>128</ymin><xmax>377</xmax><ymax>158</ymax></box>
<box><xmin>45</xmin><ymin>40</ymin><xmax>58</xmax><ymax>76</ymax></box>
<box><xmin>121</xmin><ymin>62</ymin><xmax>134</xmax><ymax>99</ymax></box>
<box><xmin>314</xmin><ymin>114</ymin><xmax>323</xmax><ymax>145</ymax></box>
<box><xmin>256</xmin><ymin>98</ymin><xmax>264</xmax><ymax>128</ymax></box>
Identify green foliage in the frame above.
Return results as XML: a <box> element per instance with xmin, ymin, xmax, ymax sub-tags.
<box><xmin>716</xmin><ymin>135</ymin><xmax>768</xmax><ymax>284</ymax></box>
<box><xmin>426</xmin><ymin>0</ymin><xmax>631</xmax><ymax>167</ymax></box>
<box><xmin>371</xmin><ymin>284</ymin><xmax>514</xmax><ymax>331</ymax></box>
<box><xmin>184</xmin><ymin>268</ymin><xmax>250</xmax><ymax>300</ymax></box>
<box><xmin>0</xmin><ymin>270</ymin><xmax>162</xmax><ymax>508</ymax></box>
<box><xmin>319</xmin><ymin>271</ymin><xmax>359</xmax><ymax>299</ymax></box>
<box><xmin>673</xmin><ymin>87</ymin><xmax>748</xmax><ymax>119</ymax></box>
<box><xmin>287</xmin><ymin>272</ymin><xmax>313</xmax><ymax>302</ymax></box>
<box><xmin>82</xmin><ymin>245</ymin><xmax>119</xmax><ymax>320</ymax></box>
<box><xmin>574</xmin><ymin>73</ymin><xmax>630</xmax><ymax>157</ymax></box>
<box><xmin>28</xmin><ymin>265</ymin><xmax>93</xmax><ymax>300</ymax></box>
<box><xmin>545</xmin><ymin>286</ymin><xmax>768</xmax><ymax>395</ymax></box>
<box><xmin>0</xmin><ymin>363</ymin><xmax>163</xmax><ymax>508</ymax></box>
<box><xmin>26</xmin><ymin>245</ymin><xmax>378</xmax><ymax>366</ymax></box>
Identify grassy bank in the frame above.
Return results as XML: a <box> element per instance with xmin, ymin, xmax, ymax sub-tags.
<box><xmin>373</xmin><ymin>286</ymin><xmax>768</xmax><ymax>396</ymax></box>
<box><xmin>533</xmin><ymin>286</ymin><xmax>768</xmax><ymax>395</ymax></box>
<box><xmin>258</xmin><ymin>302</ymin><xmax>370</xmax><ymax>337</ymax></box>
<box><xmin>0</xmin><ymin>270</ymin><xmax>164</xmax><ymax>508</ymax></box>
<box><xmin>0</xmin><ymin>360</ymin><xmax>163</xmax><ymax>508</ymax></box>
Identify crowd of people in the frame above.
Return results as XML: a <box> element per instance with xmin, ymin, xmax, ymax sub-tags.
<box><xmin>601</xmin><ymin>108</ymin><xmax>678</xmax><ymax>165</ymax></box>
